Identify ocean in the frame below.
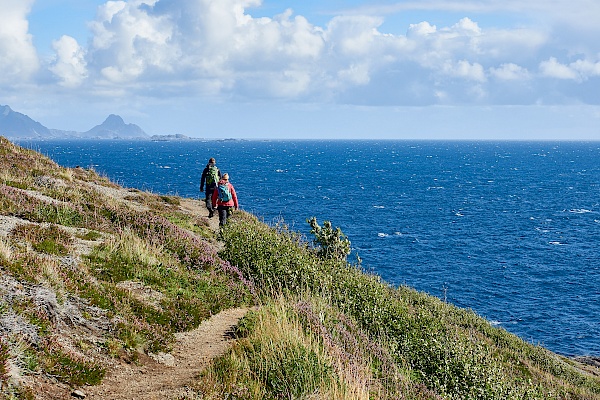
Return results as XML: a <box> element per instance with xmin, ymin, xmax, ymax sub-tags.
<box><xmin>21</xmin><ymin>139</ymin><xmax>600</xmax><ymax>357</ymax></box>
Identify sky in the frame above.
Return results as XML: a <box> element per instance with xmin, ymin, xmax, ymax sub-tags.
<box><xmin>1</xmin><ymin>0</ymin><xmax>599</xmax><ymax>140</ymax></box>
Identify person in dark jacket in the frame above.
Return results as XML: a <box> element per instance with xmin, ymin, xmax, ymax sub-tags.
<box><xmin>200</xmin><ymin>157</ymin><xmax>221</xmax><ymax>218</ymax></box>
<box><xmin>211</xmin><ymin>173</ymin><xmax>238</xmax><ymax>226</ymax></box>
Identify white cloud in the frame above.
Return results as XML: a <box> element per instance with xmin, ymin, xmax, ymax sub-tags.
<box><xmin>571</xmin><ymin>59</ymin><xmax>600</xmax><ymax>78</ymax></box>
<box><xmin>538</xmin><ymin>56</ymin><xmax>600</xmax><ymax>86</ymax></box>
<box><xmin>407</xmin><ymin>21</ymin><xmax>437</xmax><ymax>37</ymax></box>
<box><xmin>337</xmin><ymin>63</ymin><xmax>371</xmax><ymax>85</ymax></box>
<box><xmin>538</xmin><ymin>57</ymin><xmax>600</xmax><ymax>81</ymax></box>
<box><xmin>442</xmin><ymin>60</ymin><xmax>487</xmax><ymax>82</ymax></box>
<box><xmin>351</xmin><ymin>0</ymin><xmax>600</xmax><ymax>34</ymax></box>
<box><xmin>540</xmin><ymin>57</ymin><xmax>578</xmax><ymax>80</ymax></box>
<box><xmin>50</xmin><ymin>36</ymin><xmax>88</xmax><ymax>88</ymax></box>
<box><xmin>84</xmin><ymin>0</ymin><xmax>329</xmax><ymax>98</ymax></box>
<box><xmin>449</xmin><ymin>17</ymin><xmax>481</xmax><ymax>36</ymax></box>
<box><xmin>89</xmin><ymin>0</ymin><xmax>177</xmax><ymax>83</ymax></box>
<box><xmin>77</xmin><ymin>1</ymin><xmax>598</xmax><ymax>106</ymax></box>
<box><xmin>325</xmin><ymin>15</ymin><xmax>384</xmax><ymax>56</ymax></box>
<box><xmin>490</xmin><ymin>63</ymin><xmax>530</xmax><ymax>80</ymax></box>
<box><xmin>2</xmin><ymin>0</ymin><xmax>599</xmax><ymax>109</ymax></box>
<box><xmin>0</xmin><ymin>0</ymin><xmax>39</xmax><ymax>84</ymax></box>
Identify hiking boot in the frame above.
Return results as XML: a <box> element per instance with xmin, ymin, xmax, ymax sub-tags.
<box><xmin>208</xmin><ymin>210</ymin><xmax>214</xmax><ymax>218</ymax></box>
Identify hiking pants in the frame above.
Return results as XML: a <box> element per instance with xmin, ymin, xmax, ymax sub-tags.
<box><xmin>205</xmin><ymin>186</ymin><xmax>216</xmax><ymax>211</ymax></box>
<box><xmin>217</xmin><ymin>205</ymin><xmax>233</xmax><ymax>226</ymax></box>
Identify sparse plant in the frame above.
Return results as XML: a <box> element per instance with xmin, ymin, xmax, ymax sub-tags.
<box><xmin>0</xmin><ymin>337</ymin><xmax>11</xmax><ymax>387</ymax></box>
<box><xmin>308</xmin><ymin>217</ymin><xmax>351</xmax><ymax>262</ymax></box>
<box><xmin>42</xmin><ymin>340</ymin><xmax>105</xmax><ymax>386</ymax></box>
<box><xmin>56</xmin><ymin>168</ymin><xmax>73</xmax><ymax>182</ymax></box>
<box><xmin>78</xmin><ymin>230</ymin><xmax>102</xmax><ymax>241</ymax></box>
<box><xmin>0</xmin><ymin>236</ymin><xmax>13</xmax><ymax>262</ymax></box>
<box><xmin>9</xmin><ymin>223</ymin><xmax>73</xmax><ymax>256</ymax></box>
<box><xmin>160</xmin><ymin>195</ymin><xmax>181</xmax><ymax>206</ymax></box>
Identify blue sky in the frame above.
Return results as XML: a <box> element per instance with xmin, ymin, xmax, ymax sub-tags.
<box><xmin>2</xmin><ymin>0</ymin><xmax>600</xmax><ymax>140</ymax></box>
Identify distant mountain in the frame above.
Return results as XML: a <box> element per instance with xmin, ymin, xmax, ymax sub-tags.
<box><xmin>0</xmin><ymin>105</ymin><xmax>149</xmax><ymax>140</ymax></box>
<box><xmin>0</xmin><ymin>105</ymin><xmax>55</xmax><ymax>139</ymax></box>
<box><xmin>83</xmin><ymin>114</ymin><xmax>149</xmax><ymax>140</ymax></box>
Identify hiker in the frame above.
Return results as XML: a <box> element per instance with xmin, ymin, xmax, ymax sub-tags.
<box><xmin>211</xmin><ymin>173</ymin><xmax>238</xmax><ymax>226</ymax></box>
<box><xmin>200</xmin><ymin>157</ymin><xmax>221</xmax><ymax>218</ymax></box>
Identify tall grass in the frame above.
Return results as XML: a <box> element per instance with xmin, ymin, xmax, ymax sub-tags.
<box><xmin>199</xmin><ymin>297</ymin><xmax>376</xmax><ymax>399</ymax></box>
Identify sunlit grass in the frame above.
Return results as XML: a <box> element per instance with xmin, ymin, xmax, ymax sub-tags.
<box><xmin>199</xmin><ymin>298</ymin><xmax>365</xmax><ymax>399</ymax></box>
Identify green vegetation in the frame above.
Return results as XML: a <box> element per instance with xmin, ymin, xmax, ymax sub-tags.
<box><xmin>204</xmin><ymin>211</ymin><xmax>600</xmax><ymax>399</ymax></box>
<box><xmin>0</xmin><ymin>136</ymin><xmax>598</xmax><ymax>399</ymax></box>
<box><xmin>42</xmin><ymin>341</ymin><xmax>105</xmax><ymax>386</ymax></box>
<box><xmin>308</xmin><ymin>216</ymin><xmax>352</xmax><ymax>261</ymax></box>
<box><xmin>10</xmin><ymin>223</ymin><xmax>73</xmax><ymax>256</ymax></box>
<box><xmin>200</xmin><ymin>301</ymin><xmax>335</xmax><ymax>398</ymax></box>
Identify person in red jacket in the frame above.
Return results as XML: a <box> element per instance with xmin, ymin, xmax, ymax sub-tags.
<box><xmin>211</xmin><ymin>173</ymin><xmax>239</xmax><ymax>226</ymax></box>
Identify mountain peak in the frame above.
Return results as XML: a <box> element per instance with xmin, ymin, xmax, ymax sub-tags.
<box><xmin>1</xmin><ymin>105</ymin><xmax>13</xmax><ymax>116</ymax></box>
<box><xmin>99</xmin><ymin>114</ymin><xmax>127</xmax><ymax>130</ymax></box>
<box><xmin>105</xmin><ymin>114</ymin><xmax>125</xmax><ymax>124</ymax></box>
<box><xmin>84</xmin><ymin>114</ymin><xmax>148</xmax><ymax>139</ymax></box>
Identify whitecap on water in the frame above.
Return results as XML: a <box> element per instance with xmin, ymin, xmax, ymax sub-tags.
<box><xmin>378</xmin><ymin>233</ymin><xmax>389</xmax><ymax>237</ymax></box>
<box><xmin>373</xmin><ymin>205</ymin><xmax>385</xmax><ymax>209</ymax></box>
<box><xmin>549</xmin><ymin>241</ymin><xmax>565</xmax><ymax>246</ymax></box>
<box><xmin>569</xmin><ymin>209</ymin><xmax>592</xmax><ymax>214</ymax></box>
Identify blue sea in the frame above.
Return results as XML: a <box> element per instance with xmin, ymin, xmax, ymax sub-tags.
<box><xmin>21</xmin><ymin>139</ymin><xmax>600</xmax><ymax>357</ymax></box>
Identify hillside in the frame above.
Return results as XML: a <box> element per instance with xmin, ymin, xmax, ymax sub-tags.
<box><xmin>0</xmin><ymin>136</ymin><xmax>599</xmax><ymax>399</ymax></box>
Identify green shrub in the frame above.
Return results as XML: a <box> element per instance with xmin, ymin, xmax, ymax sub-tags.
<box><xmin>218</xmin><ymin>212</ymin><xmax>329</xmax><ymax>293</ymax></box>
<box><xmin>308</xmin><ymin>217</ymin><xmax>351</xmax><ymax>261</ymax></box>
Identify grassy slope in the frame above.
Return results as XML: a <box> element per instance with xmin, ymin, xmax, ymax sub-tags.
<box><xmin>0</xmin><ymin>137</ymin><xmax>599</xmax><ymax>399</ymax></box>
<box><xmin>0</xmin><ymin>137</ymin><xmax>252</xmax><ymax>398</ymax></box>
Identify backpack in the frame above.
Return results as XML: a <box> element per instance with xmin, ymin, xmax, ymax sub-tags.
<box><xmin>206</xmin><ymin>165</ymin><xmax>219</xmax><ymax>186</ymax></box>
<box><xmin>217</xmin><ymin>183</ymin><xmax>232</xmax><ymax>202</ymax></box>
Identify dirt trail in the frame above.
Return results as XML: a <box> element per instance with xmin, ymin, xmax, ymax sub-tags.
<box><xmin>82</xmin><ymin>198</ymin><xmax>245</xmax><ymax>399</ymax></box>
<box><xmin>84</xmin><ymin>307</ymin><xmax>247</xmax><ymax>399</ymax></box>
